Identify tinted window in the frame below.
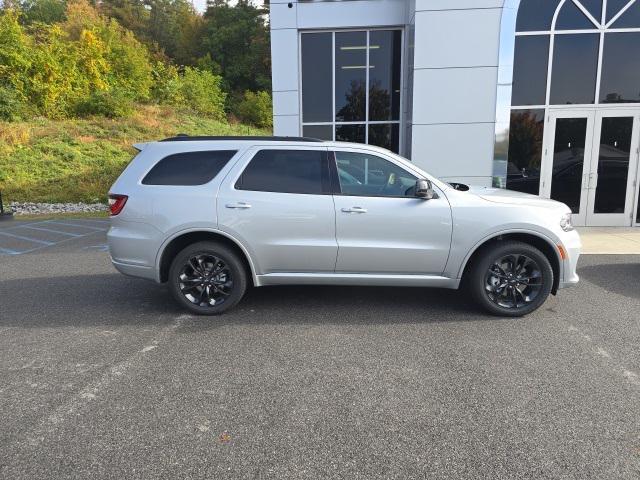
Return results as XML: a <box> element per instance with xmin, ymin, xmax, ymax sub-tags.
<box><xmin>142</xmin><ymin>150</ymin><xmax>236</xmax><ymax>186</ymax></box>
<box><xmin>550</xmin><ymin>34</ymin><xmax>599</xmax><ymax>105</ymax></box>
<box><xmin>579</xmin><ymin>0</ymin><xmax>603</xmax><ymax>23</ymax></box>
<box><xmin>301</xmin><ymin>33</ymin><xmax>333</xmax><ymax>122</ymax></box>
<box><xmin>336</xmin><ymin>124</ymin><xmax>365</xmax><ymax>143</ymax></box>
<box><xmin>368</xmin><ymin>30</ymin><xmax>401</xmax><ymax>121</ymax></box>
<box><xmin>335</xmin><ymin>31</ymin><xmax>367</xmax><ymax>122</ymax></box>
<box><xmin>368</xmin><ymin>123</ymin><xmax>400</xmax><ymax>153</ymax></box>
<box><xmin>516</xmin><ymin>0</ymin><xmax>559</xmax><ymax>31</ymax></box>
<box><xmin>600</xmin><ymin>32</ymin><xmax>640</xmax><ymax>103</ymax></box>
<box><xmin>556</xmin><ymin>1</ymin><xmax>596</xmax><ymax>29</ymax></box>
<box><xmin>303</xmin><ymin>124</ymin><xmax>333</xmax><ymax>140</ymax></box>
<box><xmin>334</xmin><ymin>151</ymin><xmax>416</xmax><ymax>197</ymax></box>
<box><xmin>612</xmin><ymin>1</ymin><xmax>640</xmax><ymax>27</ymax></box>
<box><xmin>237</xmin><ymin>150</ymin><xmax>327</xmax><ymax>194</ymax></box>
<box><xmin>512</xmin><ymin>35</ymin><xmax>549</xmax><ymax>106</ymax></box>
<box><xmin>607</xmin><ymin>0</ymin><xmax>630</xmax><ymax>22</ymax></box>
<box><xmin>506</xmin><ymin>109</ymin><xmax>544</xmax><ymax>195</ymax></box>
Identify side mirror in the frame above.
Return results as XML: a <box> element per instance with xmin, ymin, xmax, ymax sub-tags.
<box><xmin>415</xmin><ymin>179</ymin><xmax>436</xmax><ymax>200</ymax></box>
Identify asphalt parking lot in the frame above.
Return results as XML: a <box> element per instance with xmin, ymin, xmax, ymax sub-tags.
<box><xmin>0</xmin><ymin>218</ymin><xmax>639</xmax><ymax>479</ymax></box>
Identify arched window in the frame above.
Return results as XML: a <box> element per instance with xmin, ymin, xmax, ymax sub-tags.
<box><xmin>503</xmin><ymin>0</ymin><xmax>640</xmax><ymax>194</ymax></box>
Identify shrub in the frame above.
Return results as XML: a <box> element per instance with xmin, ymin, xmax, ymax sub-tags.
<box><xmin>235</xmin><ymin>90</ymin><xmax>272</xmax><ymax>128</ymax></box>
<box><xmin>0</xmin><ymin>84</ymin><xmax>31</xmax><ymax>121</ymax></box>
<box><xmin>75</xmin><ymin>90</ymin><xmax>133</xmax><ymax>118</ymax></box>
<box><xmin>176</xmin><ymin>67</ymin><xmax>226</xmax><ymax>120</ymax></box>
<box><xmin>150</xmin><ymin>61</ymin><xmax>183</xmax><ymax>104</ymax></box>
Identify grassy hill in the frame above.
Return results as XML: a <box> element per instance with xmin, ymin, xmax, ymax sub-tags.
<box><xmin>0</xmin><ymin>105</ymin><xmax>270</xmax><ymax>204</ymax></box>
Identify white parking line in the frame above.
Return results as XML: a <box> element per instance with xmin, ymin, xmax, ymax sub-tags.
<box><xmin>19</xmin><ymin>225</ymin><xmax>82</xmax><ymax>237</ymax></box>
<box><xmin>45</xmin><ymin>221</ymin><xmax>106</xmax><ymax>231</ymax></box>
<box><xmin>0</xmin><ymin>230</ymin><xmax>54</xmax><ymax>245</ymax></box>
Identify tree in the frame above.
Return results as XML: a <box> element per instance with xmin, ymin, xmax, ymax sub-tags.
<box><xmin>201</xmin><ymin>0</ymin><xmax>270</xmax><ymax>94</ymax></box>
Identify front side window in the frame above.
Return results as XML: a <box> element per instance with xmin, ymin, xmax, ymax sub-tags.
<box><xmin>300</xmin><ymin>29</ymin><xmax>402</xmax><ymax>153</ymax></box>
<box><xmin>236</xmin><ymin>149</ymin><xmax>328</xmax><ymax>195</ymax></box>
<box><xmin>142</xmin><ymin>150</ymin><xmax>236</xmax><ymax>186</ymax></box>
<box><xmin>334</xmin><ymin>151</ymin><xmax>416</xmax><ymax>197</ymax></box>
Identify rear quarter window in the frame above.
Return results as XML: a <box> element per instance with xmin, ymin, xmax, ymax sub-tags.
<box><xmin>142</xmin><ymin>150</ymin><xmax>237</xmax><ymax>186</ymax></box>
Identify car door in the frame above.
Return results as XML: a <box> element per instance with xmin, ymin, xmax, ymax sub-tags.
<box><xmin>217</xmin><ymin>146</ymin><xmax>338</xmax><ymax>274</ymax></box>
<box><xmin>331</xmin><ymin>149</ymin><xmax>452</xmax><ymax>275</ymax></box>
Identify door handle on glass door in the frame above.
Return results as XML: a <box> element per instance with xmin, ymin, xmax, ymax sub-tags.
<box><xmin>225</xmin><ymin>202</ymin><xmax>252</xmax><ymax>209</ymax></box>
<box><xmin>341</xmin><ymin>207</ymin><xmax>367</xmax><ymax>214</ymax></box>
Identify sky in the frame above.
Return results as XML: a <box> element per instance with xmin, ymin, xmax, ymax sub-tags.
<box><xmin>192</xmin><ymin>0</ymin><xmax>207</xmax><ymax>13</ymax></box>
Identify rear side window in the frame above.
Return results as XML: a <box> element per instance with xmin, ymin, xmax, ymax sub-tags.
<box><xmin>236</xmin><ymin>149</ymin><xmax>329</xmax><ymax>194</ymax></box>
<box><xmin>142</xmin><ymin>150</ymin><xmax>236</xmax><ymax>185</ymax></box>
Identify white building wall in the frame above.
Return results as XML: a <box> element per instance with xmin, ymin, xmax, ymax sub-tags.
<box><xmin>270</xmin><ymin>0</ymin><xmax>506</xmax><ymax>186</ymax></box>
<box><xmin>410</xmin><ymin>0</ymin><xmax>504</xmax><ymax>186</ymax></box>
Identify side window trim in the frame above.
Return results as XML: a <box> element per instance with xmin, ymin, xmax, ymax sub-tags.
<box><xmin>329</xmin><ymin>150</ymin><xmax>419</xmax><ymax>199</ymax></box>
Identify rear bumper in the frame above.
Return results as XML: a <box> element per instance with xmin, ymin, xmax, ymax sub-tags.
<box><xmin>111</xmin><ymin>258</ymin><xmax>156</xmax><ymax>281</ymax></box>
<box><xmin>107</xmin><ymin>219</ymin><xmax>163</xmax><ymax>282</ymax></box>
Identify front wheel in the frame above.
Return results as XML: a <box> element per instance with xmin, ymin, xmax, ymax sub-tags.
<box><xmin>168</xmin><ymin>241</ymin><xmax>247</xmax><ymax>315</ymax></box>
<box><xmin>468</xmin><ymin>241</ymin><xmax>553</xmax><ymax>317</ymax></box>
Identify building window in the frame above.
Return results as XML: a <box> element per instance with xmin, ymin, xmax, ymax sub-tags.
<box><xmin>506</xmin><ymin>0</ymin><xmax>640</xmax><ymax>192</ymax></box>
<box><xmin>300</xmin><ymin>29</ymin><xmax>402</xmax><ymax>153</ymax></box>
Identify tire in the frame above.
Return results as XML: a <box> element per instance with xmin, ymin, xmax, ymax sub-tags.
<box><xmin>468</xmin><ymin>241</ymin><xmax>553</xmax><ymax>317</ymax></box>
<box><xmin>168</xmin><ymin>241</ymin><xmax>247</xmax><ymax>315</ymax></box>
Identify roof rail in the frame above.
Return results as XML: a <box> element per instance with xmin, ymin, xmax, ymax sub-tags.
<box><xmin>159</xmin><ymin>135</ymin><xmax>324</xmax><ymax>143</ymax></box>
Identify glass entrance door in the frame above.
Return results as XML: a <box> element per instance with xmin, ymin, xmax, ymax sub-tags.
<box><xmin>585</xmin><ymin>111</ymin><xmax>640</xmax><ymax>226</ymax></box>
<box><xmin>542</xmin><ymin>109</ymin><xmax>640</xmax><ymax>226</ymax></box>
<box><xmin>541</xmin><ymin>111</ymin><xmax>595</xmax><ymax>226</ymax></box>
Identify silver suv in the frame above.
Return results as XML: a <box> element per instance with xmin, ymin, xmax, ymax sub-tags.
<box><xmin>108</xmin><ymin>136</ymin><xmax>581</xmax><ymax>317</ymax></box>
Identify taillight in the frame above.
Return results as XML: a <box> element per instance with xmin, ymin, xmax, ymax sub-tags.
<box><xmin>108</xmin><ymin>194</ymin><xmax>128</xmax><ymax>216</ymax></box>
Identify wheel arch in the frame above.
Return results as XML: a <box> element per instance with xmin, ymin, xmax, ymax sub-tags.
<box><xmin>156</xmin><ymin>228</ymin><xmax>258</xmax><ymax>286</ymax></box>
<box><xmin>459</xmin><ymin>231</ymin><xmax>562</xmax><ymax>295</ymax></box>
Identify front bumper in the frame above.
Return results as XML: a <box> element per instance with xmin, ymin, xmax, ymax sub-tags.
<box><xmin>558</xmin><ymin>229</ymin><xmax>581</xmax><ymax>289</ymax></box>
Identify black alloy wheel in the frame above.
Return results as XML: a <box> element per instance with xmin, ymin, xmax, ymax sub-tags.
<box><xmin>468</xmin><ymin>241</ymin><xmax>553</xmax><ymax>317</ymax></box>
<box><xmin>168</xmin><ymin>241</ymin><xmax>247</xmax><ymax>315</ymax></box>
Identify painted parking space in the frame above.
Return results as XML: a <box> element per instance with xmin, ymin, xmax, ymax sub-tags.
<box><xmin>0</xmin><ymin>219</ymin><xmax>109</xmax><ymax>255</ymax></box>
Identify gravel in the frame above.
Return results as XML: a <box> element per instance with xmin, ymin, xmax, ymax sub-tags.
<box><xmin>8</xmin><ymin>202</ymin><xmax>108</xmax><ymax>215</ymax></box>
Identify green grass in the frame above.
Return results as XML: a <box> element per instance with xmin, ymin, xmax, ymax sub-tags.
<box><xmin>0</xmin><ymin>105</ymin><xmax>271</xmax><ymax>203</ymax></box>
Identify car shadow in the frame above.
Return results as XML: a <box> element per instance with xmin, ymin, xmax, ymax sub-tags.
<box><xmin>0</xmin><ymin>273</ymin><xmax>495</xmax><ymax>329</ymax></box>
<box><xmin>578</xmin><ymin>262</ymin><xmax>640</xmax><ymax>300</ymax></box>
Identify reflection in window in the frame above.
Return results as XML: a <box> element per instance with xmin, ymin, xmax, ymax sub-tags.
<box><xmin>551</xmin><ymin>118</ymin><xmax>588</xmax><ymax>213</ymax></box>
<box><xmin>335</xmin><ymin>151</ymin><xmax>416</xmax><ymax>197</ymax></box>
<box><xmin>301</xmin><ymin>33</ymin><xmax>332</xmax><ymax>123</ymax></box>
<box><xmin>594</xmin><ymin>117</ymin><xmax>633</xmax><ymax>213</ymax></box>
<box><xmin>336</xmin><ymin>124</ymin><xmax>365</xmax><ymax>144</ymax></box>
<box><xmin>368</xmin><ymin>124</ymin><xmax>400</xmax><ymax>152</ymax></box>
<box><xmin>550</xmin><ymin>34</ymin><xmax>599</xmax><ymax>104</ymax></box>
<box><xmin>506</xmin><ymin>110</ymin><xmax>544</xmax><ymax>195</ymax></box>
<box><xmin>512</xmin><ymin>36</ymin><xmax>549</xmax><ymax>106</ymax></box>
<box><xmin>335</xmin><ymin>31</ymin><xmax>367</xmax><ymax>122</ymax></box>
<box><xmin>303</xmin><ymin>125</ymin><xmax>333</xmax><ymax>140</ymax></box>
<box><xmin>368</xmin><ymin>30</ymin><xmax>401</xmax><ymax>121</ymax></box>
<box><xmin>300</xmin><ymin>30</ymin><xmax>402</xmax><ymax>154</ymax></box>
<box><xmin>600</xmin><ymin>33</ymin><xmax>640</xmax><ymax>103</ymax></box>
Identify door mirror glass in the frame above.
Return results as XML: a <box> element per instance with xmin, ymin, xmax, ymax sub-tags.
<box><xmin>415</xmin><ymin>179</ymin><xmax>436</xmax><ymax>200</ymax></box>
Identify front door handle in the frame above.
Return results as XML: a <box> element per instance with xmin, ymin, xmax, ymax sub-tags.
<box><xmin>341</xmin><ymin>206</ymin><xmax>367</xmax><ymax>214</ymax></box>
<box><xmin>225</xmin><ymin>202</ymin><xmax>252</xmax><ymax>209</ymax></box>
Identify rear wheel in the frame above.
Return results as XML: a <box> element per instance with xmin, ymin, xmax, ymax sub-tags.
<box><xmin>168</xmin><ymin>241</ymin><xmax>247</xmax><ymax>315</ymax></box>
<box><xmin>468</xmin><ymin>241</ymin><xmax>553</xmax><ymax>317</ymax></box>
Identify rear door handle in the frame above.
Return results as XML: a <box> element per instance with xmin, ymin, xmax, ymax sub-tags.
<box><xmin>225</xmin><ymin>202</ymin><xmax>252</xmax><ymax>209</ymax></box>
<box><xmin>341</xmin><ymin>206</ymin><xmax>367</xmax><ymax>214</ymax></box>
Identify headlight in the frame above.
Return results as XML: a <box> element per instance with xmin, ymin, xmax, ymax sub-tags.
<box><xmin>560</xmin><ymin>212</ymin><xmax>574</xmax><ymax>232</ymax></box>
